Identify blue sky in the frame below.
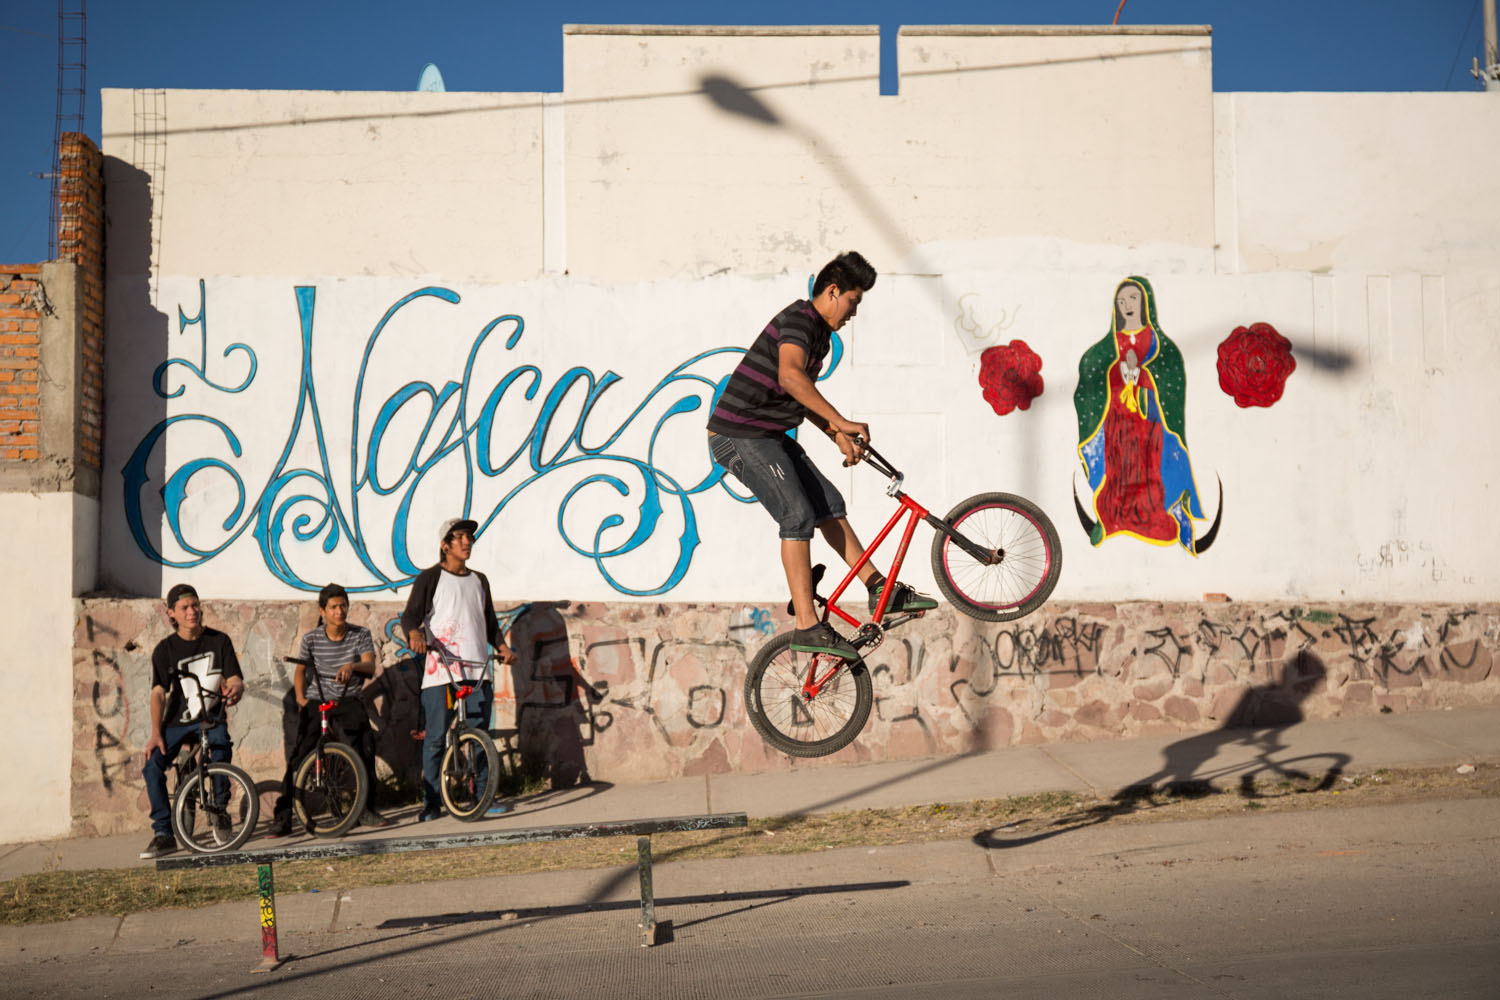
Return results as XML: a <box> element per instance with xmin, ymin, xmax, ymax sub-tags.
<box><xmin>0</xmin><ymin>0</ymin><xmax>1489</xmax><ymax>263</ymax></box>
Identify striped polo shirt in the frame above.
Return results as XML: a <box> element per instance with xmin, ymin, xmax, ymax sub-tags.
<box><xmin>296</xmin><ymin>623</ymin><xmax>374</xmax><ymax>701</ymax></box>
<box><xmin>706</xmin><ymin>299</ymin><xmax>832</xmax><ymax>437</ymax></box>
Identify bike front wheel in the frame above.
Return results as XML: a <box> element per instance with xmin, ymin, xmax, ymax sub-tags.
<box><xmin>441</xmin><ymin>728</ymin><xmax>500</xmax><ymax>821</ymax></box>
<box><xmin>293</xmin><ymin>741</ymin><xmax>369</xmax><ymax>838</ymax></box>
<box><xmin>930</xmin><ymin>492</ymin><xmax>1061</xmax><ymax>622</ymax></box>
<box><xmin>744</xmin><ymin>631</ymin><xmax>872</xmax><ymax>758</ymax></box>
<box><xmin>172</xmin><ymin>763</ymin><xmax>259</xmax><ymax>854</ymax></box>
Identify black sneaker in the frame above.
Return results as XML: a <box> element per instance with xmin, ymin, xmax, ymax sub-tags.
<box><xmin>265</xmin><ymin>813</ymin><xmax>293</xmax><ymax>838</ymax></box>
<box><xmin>139</xmin><ymin>833</ymin><xmax>178</xmax><ymax>860</ymax></box>
<box><xmin>790</xmin><ymin>622</ymin><xmax>860</xmax><ymax>661</ymax></box>
<box><xmin>868</xmin><ymin>580</ymin><xmax>938</xmax><ymax>616</ymax></box>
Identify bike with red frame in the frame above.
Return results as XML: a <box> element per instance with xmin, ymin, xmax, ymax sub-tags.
<box><xmin>744</xmin><ymin>439</ymin><xmax>1061</xmax><ymax>757</ymax></box>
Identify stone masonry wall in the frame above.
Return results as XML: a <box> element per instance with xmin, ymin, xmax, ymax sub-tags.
<box><xmin>72</xmin><ymin>597</ymin><xmax>1500</xmax><ymax>837</ymax></box>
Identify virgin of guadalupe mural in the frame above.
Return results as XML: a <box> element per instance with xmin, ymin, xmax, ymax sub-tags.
<box><xmin>1074</xmin><ymin>276</ymin><xmax>1215</xmax><ymax>554</ymax></box>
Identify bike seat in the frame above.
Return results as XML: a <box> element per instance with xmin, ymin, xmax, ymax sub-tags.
<box><xmin>786</xmin><ymin>563</ymin><xmax>828</xmax><ymax>616</ymax></box>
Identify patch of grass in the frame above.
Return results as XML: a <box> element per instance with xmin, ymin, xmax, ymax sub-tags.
<box><xmin>2</xmin><ymin>763</ymin><xmax>1493</xmax><ymax>928</ymax></box>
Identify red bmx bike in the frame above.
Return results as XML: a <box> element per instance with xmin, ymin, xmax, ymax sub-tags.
<box><xmin>744</xmin><ymin>439</ymin><xmax>1061</xmax><ymax>757</ymax></box>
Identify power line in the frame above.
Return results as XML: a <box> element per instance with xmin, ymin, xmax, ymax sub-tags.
<box><xmin>0</xmin><ymin>24</ymin><xmax>54</xmax><ymax>39</ymax></box>
<box><xmin>1444</xmin><ymin>0</ymin><xmax>1481</xmax><ymax>89</ymax></box>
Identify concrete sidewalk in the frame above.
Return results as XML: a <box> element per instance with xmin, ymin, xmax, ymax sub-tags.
<box><xmin>2</xmin><ymin>704</ymin><xmax>1496</xmax><ymax>882</ymax></box>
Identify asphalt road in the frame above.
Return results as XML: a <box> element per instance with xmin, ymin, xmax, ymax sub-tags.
<box><xmin>4</xmin><ymin>797</ymin><xmax>1497</xmax><ymax>999</ymax></box>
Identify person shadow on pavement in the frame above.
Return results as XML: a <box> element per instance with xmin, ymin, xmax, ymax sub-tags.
<box><xmin>974</xmin><ymin>651</ymin><xmax>1348</xmax><ymax>850</ymax></box>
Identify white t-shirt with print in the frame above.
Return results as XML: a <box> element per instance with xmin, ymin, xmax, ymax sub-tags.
<box><xmin>421</xmin><ymin>569</ymin><xmax>490</xmax><ymax>689</ymax></box>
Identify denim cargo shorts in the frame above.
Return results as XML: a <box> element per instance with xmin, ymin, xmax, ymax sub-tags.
<box><xmin>708</xmin><ymin>432</ymin><xmax>847</xmax><ymax>541</ymax></box>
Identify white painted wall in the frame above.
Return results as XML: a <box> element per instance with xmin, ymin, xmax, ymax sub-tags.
<box><xmin>95</xmin><ymin>26</ymin><xmax>1500</xmax><ymax>608</ymax></box>
<box><xmin>100</xmin><ymin>89</ymin><xmax>546</xmax><ymax>283</ymax></box>
<box><xmin>0</xmin><ymin>492</ymin><xmax>95</xmax><ymax>841</ymax></box>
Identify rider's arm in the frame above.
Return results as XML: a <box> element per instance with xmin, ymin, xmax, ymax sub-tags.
<box><xmin>218</xmin><ymin>634</ymin><xmax>245</xmax><ymax>707</ymax></box>
<box><xmin>293</xmin><ymin>662</ymin><xmax>309</xmax><ymax>707</ymax></box>
<box><xmin>401</xmin><ymin>567</ymin><xmax>437</xmax><ymax>655</ymax></box>
<box><xmin>144</xmin><ymin>684</ymin><xmax>167</xmax><ymax>760</ymax></box>
<box><xmin>777</xmin><ymin>343</ymin><xmax>868</xmax><ymax>464</ymax></box>
<box><xmin>353</xmin><ymin>651</ymin><xmax>377</xmax><ymax>676</ymax></box>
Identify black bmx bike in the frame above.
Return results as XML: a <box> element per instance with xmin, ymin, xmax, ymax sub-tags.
<box><xmin>282</xmin><ymin>656</ymin><xmax>371</xmax><ymax>837</ymax></box>
<box><xmin>425</xmin><ymin>640</ymin><xmax>506</xmax><ymax>821</ymax></box>
<box><xmin>169</xmin><ymin>674</ymin><xmax>259</xmax><ymax>853</ymax></box>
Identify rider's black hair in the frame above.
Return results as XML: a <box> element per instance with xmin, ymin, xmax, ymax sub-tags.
<box><xmin>812</xmin><ymin>251</ymin><xmax>877</xmax><ymax>297</ymax></box>
<box><xmin>317</xmin><ymin>582</ymin><xmax>349</xmax><ymax>608</ymax></box>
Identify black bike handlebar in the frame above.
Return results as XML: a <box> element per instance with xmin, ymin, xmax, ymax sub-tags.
<box><xmin>852</xmin><ymin>435</ymin><xmax>902</xmax><ymax>482</ymax></box>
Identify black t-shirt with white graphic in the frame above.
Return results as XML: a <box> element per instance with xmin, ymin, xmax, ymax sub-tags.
<box><xmin>151</xmin><ymin>627</ymin><xmax>244</xmax><ymax>726</ymax></box>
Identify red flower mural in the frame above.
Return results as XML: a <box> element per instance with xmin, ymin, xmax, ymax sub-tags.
<box><xmin>1217</xmin><ymin>322</ymin><xmax>1296</xmax><ymax>408</ymax></box>
<box><xmin>978</xmin><ymin>339</ymin><xmax>1044</xmax><ymax>416</ymax></box>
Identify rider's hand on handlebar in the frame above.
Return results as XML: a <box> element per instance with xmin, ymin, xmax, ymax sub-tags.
<box><xmin>221</xmin><ymin>675</ymin><xmax>244</xmax><ymax>707</ymax></box>
<box><xmin>495</xmin><ymin>643</ymin><xmax>517</xmax><ymax>666</ymax></box>
<box><xmin>407</xmin><ymin>629</ymin><xmax>428</xmax><ymax>656</ymax></box>
<box><xmin>833</xmin><ymin>428</ymin><xmax>868</xmax><ymax>467</ymax></box>
<box><xmin>832</xmin><ymin>417</ymin><xmax>868</xmax><ymax>443</ymax></box>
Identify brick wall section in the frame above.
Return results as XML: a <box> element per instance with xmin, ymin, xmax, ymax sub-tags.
<box><xmin>56</xmin><ymin>132</ymin><xmax>104</xmax><ymax>470</ymax></box>
<box><xmin>0</xmin><ymin>133</ymin><xmax>104</xmax><ymax>468</ymax></box>
<box><xmin>0</xmin><ymin>264</ymin><xmax>43</xmax><ymax>460</ymax></box>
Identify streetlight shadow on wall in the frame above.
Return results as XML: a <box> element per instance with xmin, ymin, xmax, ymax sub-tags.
<box><xmin>1297</xmin><ymin>342</ymin><xmax>1357</xmax><ymax>373</ymax></box>
<box><xmin>700</xmin><ymin>75</ymin><xmax>782</xmax><ymax>127</ymax></box>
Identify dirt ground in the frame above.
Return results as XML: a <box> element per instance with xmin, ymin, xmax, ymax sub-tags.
<box><xmin>4</xmin><ymin>761</ymin><xmax>1494</xmax><ymax>926</ymax></box>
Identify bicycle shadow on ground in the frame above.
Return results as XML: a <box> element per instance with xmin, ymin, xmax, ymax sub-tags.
<box><xmin>974</xmin><ymin>652</ymin><xmax>1349</xmax><ymax>850</ymax></box>
<box><xmin>500</xmin><ymin>779</ymin><xmax>616</xmax><ymax>821</ymax></box>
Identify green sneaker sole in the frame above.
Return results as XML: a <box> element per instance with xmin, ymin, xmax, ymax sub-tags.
<box><xmin>869</xmin><ymin>597</ymin><xmax>938</xmax><ymax>614</ymax></box>
<box><xmin>789</xmin><ymin>640</ymin><xmax>860</xmax><ymax>660</ymax></box>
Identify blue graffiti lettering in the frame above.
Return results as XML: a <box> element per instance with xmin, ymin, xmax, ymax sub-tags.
<box><xmin>122</xmin><ymin>283</ymin><xmax>812</xmax><ymax>595</ymax></box>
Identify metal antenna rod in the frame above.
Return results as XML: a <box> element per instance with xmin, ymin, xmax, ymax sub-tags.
<box><xmin>1484</xmin><ymin>0</ymin><xmax>1500</xmax><ymax>90</ymax></box>
<box><xmin>48</xmin><ymin>0</ymin><xmax>87</xmax><ymax>259</ymax></box>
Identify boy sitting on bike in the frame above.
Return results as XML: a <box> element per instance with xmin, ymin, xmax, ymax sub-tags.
<box><xmin>706</xmin><ymin>250</ymin><xmax>935</xmax><ymax>661</ymax></box>
<box><xmin>140</xmin><ymin>583</ymin><xmax>245</xmax><ymax>860</ymax></box>
<box><xmin>267</xmin><ymin>583</ymin><xmax>391</xmax><ymax>836</ymax></box>
<box><xmin>401</xmin><ymin>517</ymin><xmax>518</xmax><ymax>822</ymax></box>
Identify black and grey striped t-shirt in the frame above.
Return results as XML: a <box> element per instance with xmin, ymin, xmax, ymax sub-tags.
<box><xmin>296</xmin><ymin>624</ymin><xmax>374</xmax><ymax>701</ymax></box>
<box><xmin>706</xmin><ymin>299</ymin><xmax>832</xmax><ymax>437</ymax></box>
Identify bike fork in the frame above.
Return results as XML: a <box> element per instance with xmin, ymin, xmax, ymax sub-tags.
<box><xmin>925</xmin><ymin>512</ymin><xmax>1001</xmax><ymax>565</ymax></box>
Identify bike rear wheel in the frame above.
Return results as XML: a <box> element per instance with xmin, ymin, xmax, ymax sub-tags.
<box><xmin>441</xmin><ymin>728</ymin><xmax>500</xmax><ymax>821</ymax></box>
<box><xmin>930</xmin><ymin>492</ymin><xmax>1061</xmax><ymax>622</ymax></box>
<box><xmin>172</xmin><ymin>763</ymin><xmax>259</xmax><ymax>853</ymax></box>
<box><xmin>293</xmin><ymin>741</ymin><xmax>369</xmax><ymax>838</ymax></box>
<box><xmin>744</xmin><ymin>631</ymin><xmax>873</xmax><ymax>758</ymax></box>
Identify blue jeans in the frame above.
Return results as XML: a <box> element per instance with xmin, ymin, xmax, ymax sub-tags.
<box><xmin>142</xmin><ymin>720</ymin><xmax>233</xmax><ymax>837</ymax></box>
<box><xmin>421</xmin><ymin>681</ymin><xmax>493</xmax><ymax>811</ymax></box>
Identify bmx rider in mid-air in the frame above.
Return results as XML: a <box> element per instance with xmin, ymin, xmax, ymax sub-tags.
<box><xmin>706</xmin><ymin>250</ymin><xmax>935</xmax><ymax>661</ymax></box>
